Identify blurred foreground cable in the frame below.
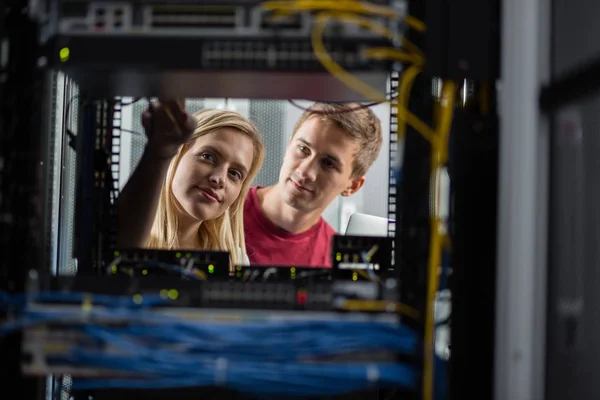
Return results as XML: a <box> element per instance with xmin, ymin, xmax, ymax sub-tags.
<box><xmin>1</xmin><ymin>290</ymin><xmax>419</xmax><ymax>396</ymax></box>
<box><xmin>64</xmin><ymin>357</ymin><xmax>417</xmax><ymax>397</ymax></box>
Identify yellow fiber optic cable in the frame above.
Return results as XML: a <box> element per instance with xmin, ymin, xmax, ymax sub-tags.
<box><xmin>404</xmin><ymin>15</ymin><xmax>426</xmax><ymax>33</ymax></box>
<box><xmin>263</xmin><ymin>0</ymin><xmax>395</xmax><ymax>19</ymax></box>
<box><xmin>362</xmin><ymin>47</ymin><xmax>420</xmax><ymax>65</ymax></box>
<box><xmin>423</xmin><ymin>80</ymin><xmax>456</xmax><ymax>400</ymax></box>
<box><xmin>401</xmin><ymin>37</ymin><xmax>426</xmax><ymax>64</ymax></box>
<box><xmin>262</xmin><ymin>0</ymin><xmax>427</xmax><ymax>33</ymax></box>
<box><xmin>311</xmin><ymin>12</ymin><xmax>437</xmax><ymax>141</ymax></box>
<box><xmin>437</xmin><ymin>82</ymin><xmax>456</xmax><ymax>164</ymax></box>
<box><xmin>341</xmin><ymin>299</ymin><xmax>421</xmax><ymax>320</ymax></box>
<box><xmin>396</xmin><ymin>66</ymin><xmax>433</xmax><ymax>143</ymax></box>
<box><xmin>263</xmin><ymin>0</ymin><xmax>436</xmax><ymax>142</ymax></box>
<box><xmin>311</xmin><ymin>12</ymin><xmax>389</xmax><ymax>102</ymax></box>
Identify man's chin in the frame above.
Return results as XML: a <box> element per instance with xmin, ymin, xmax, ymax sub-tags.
<box><xmin>282</xmin><ymin>194</ymin><xmax>309</xmax><ymax>211</ymax></box>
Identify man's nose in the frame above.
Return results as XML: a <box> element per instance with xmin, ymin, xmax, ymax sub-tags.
<box><xmin>296</xmin><ymin>157</ymin><xmax>318</xmax><ymax>182</ymax></box>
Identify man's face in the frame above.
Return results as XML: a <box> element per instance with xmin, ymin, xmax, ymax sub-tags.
<box><xmin>277</xmin><ymin>117</ymin><xmax>365</xmax><ymax>213</ymax></box>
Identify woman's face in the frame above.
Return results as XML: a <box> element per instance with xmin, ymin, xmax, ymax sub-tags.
<box><xmin>171</xmin><ymin>128</ymin><xmax>255</xmax><ymax>223</ymax></box>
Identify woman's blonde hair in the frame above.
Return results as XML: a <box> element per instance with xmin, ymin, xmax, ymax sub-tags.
<box><xmin>147</xmin><ymin>109</ymin><xmax>264</xmax><ymax>267</ymax></box>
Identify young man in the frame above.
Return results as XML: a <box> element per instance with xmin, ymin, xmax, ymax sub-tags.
<box><xmin>243</xmin><ymin>102</ymin><xmax>383</xmax><ymax>267</ymax></box>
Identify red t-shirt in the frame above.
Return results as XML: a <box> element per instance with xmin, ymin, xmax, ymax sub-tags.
<box><xmin>243</xmin><ymin>186</ymin><xmax>336</xmax><ymax>267</ymax></box>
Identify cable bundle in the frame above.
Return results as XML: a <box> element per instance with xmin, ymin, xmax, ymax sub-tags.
<box><xmin>66</xmin><ymin>319</ymin><xmax>418</xmax><ymax>361</ymax></box>
<box><xmin>59</xmin><ymin>356</ymin><xmax>417</xmax><ymax>397</ymax></box>
<box><xmin>1</xmin><ymin>291</ymin><xmax>419</xmax><ymax>397</ymax></box>
<box><xmin>0</xmin><ymin>290</ymin><xmax>169</xmax><ymax>311</ymax></box>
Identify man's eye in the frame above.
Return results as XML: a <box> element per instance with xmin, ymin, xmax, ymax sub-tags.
<box><xmin>323</xmin><ymin>159</ymin><xmax>336</xmax><ymax>169</ymax></box>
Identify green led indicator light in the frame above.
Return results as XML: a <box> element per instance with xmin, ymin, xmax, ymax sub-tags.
<box><xmin>133</xmin><ymin>294</ymin><xmax>143</xmax><ymax>304</ymax></box>
<box><xmin>59</xmin><ymin>47</ymin><xmax>70</xmax><ymax>62</ymax></box>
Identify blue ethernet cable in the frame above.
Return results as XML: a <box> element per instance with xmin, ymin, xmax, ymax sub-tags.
<box><xmin>0</xmin><ymin>290</ymin><xmax>420</xmax><ymax>397</ymax></box>
<box><xmin>63</xmin><ymin>355</ymin><xmax>418</xmax><ymax>397</ymax></box>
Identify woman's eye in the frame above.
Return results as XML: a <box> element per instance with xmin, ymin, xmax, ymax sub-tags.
<box><xmin>200</xmin><ymin>153</ymin><xmax>215</xmax><ymax>162</ymax></box>
<box><xmin>298</xmin><ymin>145</ymin><xmax>309</xmax><ymax>153</ymax></box>
<box><xmin>229</xmin><ymin>170</ymin><xmax>242</xmax><ymax>180</ymax></box>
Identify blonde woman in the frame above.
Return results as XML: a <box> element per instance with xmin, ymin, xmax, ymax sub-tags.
<box><xmin>117</xmin><ymin>100</ymin><xmax>265</xmax><ymax>266</ymax></box>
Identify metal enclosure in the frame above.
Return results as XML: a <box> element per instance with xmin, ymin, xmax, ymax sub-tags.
<box><xmin>494</xmin><ymin>0</ymin><xmax>550</xmax><ymax>399</ymax></box>
<box><xmin>546</xmin><ymin>0</ymin><xmax>600</xmax><ymax>398</ymax></box>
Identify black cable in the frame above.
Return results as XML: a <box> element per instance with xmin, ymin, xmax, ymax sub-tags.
<box><xmin>287</xmin><ymin>92</ymin><xmax>398</xmax><ymax>114</ymax></box>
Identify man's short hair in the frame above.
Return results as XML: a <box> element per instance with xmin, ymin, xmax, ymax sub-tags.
<box><xmin>292</xmin><ymin>103</ymin><xmax>383</xmax><ymax>177</ymax></box>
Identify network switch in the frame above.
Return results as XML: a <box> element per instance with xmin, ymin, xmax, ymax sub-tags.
<box><xmin>37</xmin><ymin>0</ymin><xmax>398</xmax><ymax>98</ymax></box>
<box><xmin>50</xmin><ymin>1</ymin><xmax>393</xmax><ymax>38</ymax></box>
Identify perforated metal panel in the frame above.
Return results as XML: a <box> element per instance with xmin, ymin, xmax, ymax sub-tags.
<box><xmin>53</xmin><ymin>73</ymin><xmax>79</xmax><ymax>277</ymax></box>
<box><xmin>249</xmin><ymin>100</ymin><xmax>286</xmax><ymax>187</ymax></box>
<box><xmin>50</xmin><ymin>72</ymin><xmax>79</xmax><ymax>400</ymax></box>
<box><xmin>359</xmin><ymin>101</ymin><xmax>391</xmax><ymax>220</ymax></box>
<box><xmin>185</xmin><ymin>99</ymin><xmax>206</xmax><ymax>115</ymax></box>
<box><xmin>130</xmin><ymin>100</ymin><xmax>149</xmax><ymax>177</ymax></box>
<box><xmin>45</xmin><ymin>72</ymin><xmax>60</xmax><ymax>276</ymax></box>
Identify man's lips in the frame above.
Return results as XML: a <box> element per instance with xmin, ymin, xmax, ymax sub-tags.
<box><xmin>291</xmin><ymin>179</ymin><xmax>311</xmax><ymax>192</ymax></box>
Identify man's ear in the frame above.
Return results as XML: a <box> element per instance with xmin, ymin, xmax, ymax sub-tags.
<box><xmin>341</xmin><ymin>176</ymin><xmax>365</xmax><ymax>197</ymax></box>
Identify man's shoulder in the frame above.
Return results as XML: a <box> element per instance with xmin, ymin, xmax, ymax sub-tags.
<box><xmin>247</xmin><ymin>185</ymin><xmax>259</xmax><ymax>198</ymax></box>
<box><xmin>318</xmin><ymin>218</ymin><xmax>337</xmax><ymax>237</ymax></box>
<box><xmin>244</xmin><ymin>185</ymin><xmax>261</xmax><ymax>207</ymax></box>
<box><xmin>245</xmin><ymin>185</ymin><xmax>270</xmax><ymax>201</ymax></box>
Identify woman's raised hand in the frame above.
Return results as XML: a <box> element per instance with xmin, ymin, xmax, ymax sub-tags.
<box><xmin>142</xmin><ymin>99</ymin><xmax>198</xmax><ymax>159</ymax></box>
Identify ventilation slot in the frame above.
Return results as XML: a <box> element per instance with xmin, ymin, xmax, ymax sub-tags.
<box><xmin>151</xmin><ymin>5</ymin><xmax>237</xmax><ymax>29</ymax></box>
<box><xmin>260</xmin><ymin>13</ymin><xmax>303</xmax><ymax>31</ymax></box>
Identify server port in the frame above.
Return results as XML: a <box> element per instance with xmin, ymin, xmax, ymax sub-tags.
<box><xmin>61</xmin><ymin>2</ymin><xmax>88</xmax><ymax>18</ymax></box>
<box><xmin>151</xmin><ymin>5</ymin><xmax>237</xmax><ymax>29</ymax></box>
<box><xmin>260</xmin><ymin>12</ymin><xmax>303</xmax><ymax>31</ymax></box>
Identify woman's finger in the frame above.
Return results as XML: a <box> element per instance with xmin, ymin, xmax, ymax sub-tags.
<box><xmin>160</xmin><ymin>99</ymin><xmax>186</xmax><ymax>122</ymax></box>
<box><xmin>161</xmin><ymin>99</ymin><xmax>188</xmax><ymax>135</ymax></box>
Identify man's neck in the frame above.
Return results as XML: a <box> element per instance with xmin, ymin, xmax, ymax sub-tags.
<box><xmin>258</xmin><ymin>185</ymin><xmax>322</xmax><ymax>234</ymax></box>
